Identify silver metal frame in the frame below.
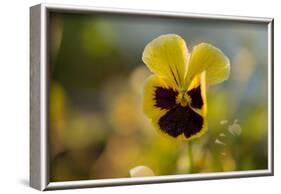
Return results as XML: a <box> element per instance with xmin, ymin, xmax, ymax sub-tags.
<box><xmin>30</xmin><ymin>3</ymin><xmax>274</xmax><ymax>191</ymax></box>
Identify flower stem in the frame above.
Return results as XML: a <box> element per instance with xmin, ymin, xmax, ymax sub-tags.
<box><xmin>188</xmin><ymin>141</ymin><xmax>193</xmax><ymax>173</ymax></box>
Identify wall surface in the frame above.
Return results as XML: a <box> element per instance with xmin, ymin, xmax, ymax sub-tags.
<box><xmin>0</xmin><ymin>0</ymin><xmax>279</xmax><ymax>193</ymax></box>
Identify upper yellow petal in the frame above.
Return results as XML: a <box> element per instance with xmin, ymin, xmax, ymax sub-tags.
<box><xmin>142</xmin><ymin>34</ymin><xmax>189</xmax><ymax>89</ymax></box>
<box><xmin>186</xmin><ymin>43</ymin><xmax>230</xmax><ymax>86</ymax></box>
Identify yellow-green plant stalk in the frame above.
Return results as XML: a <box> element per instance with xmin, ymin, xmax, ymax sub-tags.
<box><xmin>188</xmin><ymin>141</ymin><xmax>194</xmax><ymax>173</ymax></box>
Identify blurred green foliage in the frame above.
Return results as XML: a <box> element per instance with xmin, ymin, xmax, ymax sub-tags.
<box><xmin>48</xmin><ymin>12</ymin><xmax>268</xmax><ymax>182</ymax></box>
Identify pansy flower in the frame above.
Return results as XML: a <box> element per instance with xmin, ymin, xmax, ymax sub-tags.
<box><xmin>142</xmin><ymin>34</ymin><xmax>230</xmax><ymax>141</ymax></box>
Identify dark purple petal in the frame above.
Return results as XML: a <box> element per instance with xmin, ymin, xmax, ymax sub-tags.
<box><xmin>158</xmin><ymin>105</ymin><xmax>203</xmax><ymax>138</ymax></box>
<box><xmin>154</xmin><ymin>87</ymin><xmax>178</xmax><ymax>109</ymax></box>
<box><xmin>187</xmin><ymin>86</ymin><xmax>203</xmax><ymax>109</ymax></box>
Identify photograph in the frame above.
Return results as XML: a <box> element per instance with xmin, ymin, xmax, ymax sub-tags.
<box><xmin>47</xmin><ymin>9</ymin><xmax>270</xmax><ymax>183</ymax></box>
<box><xmin>1</xmin><ymin>0</ymin><xmax>279</xmax><ymax>194</ymax></box>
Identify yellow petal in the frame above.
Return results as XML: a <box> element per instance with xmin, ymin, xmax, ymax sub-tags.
<box><xmin>188</xmin><ymin>71</ymin><xmax>207</xmax><ymax>117</ymax></box>
<box><xmin>143</xmin><ymin>74</ymin><xmax>208</xmax><ymax>141</ymax></box>
<box><xmin>182</xmin><ymin>71</ymin><xmax>208</xmax><ymax>141</ymax></box>
<box><xmin>143</xmin><ymin>72</ymin><xmax>207</xmax><ymax>140</ymax></box>
<box><xmin>149</xmin><ymin>108</ymin><xmax>208</xmax><ymax>141</ymax></box>
<box><xmin>142</xmin><ymin>75</ymin><xmax>172</xmax><ymax>121</ymax></box>
<box><xmin>142</xmin><ymin>75</ymin><xmax>173</xmax><ymax>138</ymax></box>
<box><xmin>186</xmin><ymin>43</ymin><xmax>230</xmax><ymax>86</ymax></box>
<box><xmin>142</xmin><ymin>34</ymin><xmax>189</xmax><ymax>89</ymax></box>
<box><xmin>182</xmin><ymin>120</ymin><xmax>208</xmax><ymax>141</ymax></box>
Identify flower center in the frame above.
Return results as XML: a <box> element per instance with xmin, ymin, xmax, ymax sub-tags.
<box><xmin>176</xmin><ymin>91</ymin><xmax>191</xmax><ymax>107</ymax></box>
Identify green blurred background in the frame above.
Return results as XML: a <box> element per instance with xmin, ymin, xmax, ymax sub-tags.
<box><xmin>48</xmin><ymin>11</ymin><xmax>268</xmax><ymax>182</ymax></box>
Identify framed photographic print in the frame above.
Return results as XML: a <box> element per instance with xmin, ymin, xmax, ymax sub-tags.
<box><xmin>30</xmin><ymin>3</ymin><xmax>274</xmax><ymax>191</ymax></box>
